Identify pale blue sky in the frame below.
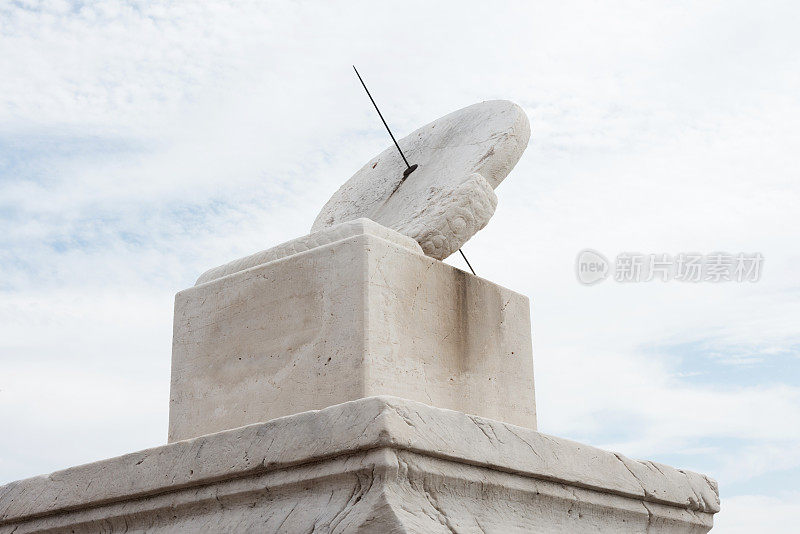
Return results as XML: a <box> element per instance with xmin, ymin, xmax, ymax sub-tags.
<box><xmin>1</xmin><ymin>2</ymin><xmax>799</xmax><ymax>531</ymax></box>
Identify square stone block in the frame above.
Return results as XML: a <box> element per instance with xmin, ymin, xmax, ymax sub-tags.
<box><xmin>168</xmin><ymin>219</ymin><xmax>536</xmax><ymax>442</ymax></box>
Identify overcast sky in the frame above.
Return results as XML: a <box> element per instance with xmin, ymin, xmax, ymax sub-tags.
<box><xmin>1</xmin><ymin>1</ymin><xmax>799</xmax><ymax>531</ymax></box>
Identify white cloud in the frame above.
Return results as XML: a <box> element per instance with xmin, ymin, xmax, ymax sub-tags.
<box><xmin>714</xmin><ymin>493</ymin><xmax>800</xmax><ymax>534</ymax></box>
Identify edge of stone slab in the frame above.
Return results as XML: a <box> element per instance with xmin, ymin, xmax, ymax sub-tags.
<box><xmin>194</xmin><ymin>217</ymin><xmax>424</xmax><ymax>286</ymax></box>
<box><xmin>0</xmin><ymin>396</ymin><xmax>719</xmax><ymax>525</ymax></box>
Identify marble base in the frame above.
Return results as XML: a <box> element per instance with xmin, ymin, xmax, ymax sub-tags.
<box><xmin>170</xmin><ymin>219</ymin><xmax>536</xmax><ymax>442</ymax></box>
<box><xmin>0</xmin><ymin>397</ymin><xmax>719</xmax><ymax>533</ymax></box>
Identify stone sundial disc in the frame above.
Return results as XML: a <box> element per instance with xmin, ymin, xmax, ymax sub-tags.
<box><xmin>311</xmin><ymin>100</ymin><xmax>530</xmax><ymax>260</ymax></box>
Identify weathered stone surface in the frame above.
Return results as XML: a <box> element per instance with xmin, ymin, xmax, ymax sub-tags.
<box><xmin>195</xmin><ymin>218</ymin><xmax>422</xmax><ymax>285</ymax></box>
<box><xmin>614</xmin><ymin>455</ymin><xmax>720</xmax><ymax>515</ymax></box>
<box><xmin>170</xmin><ymin>220</ymin><xmax>536</xmax><ymax>442</ymax></box>
<box><xmin>312</xmin><ymin>100</ymin><xmax>530</xmax><ymax>260</ymax></box>
<box><xmin>0</xmin><ymin>397</ymin><xmax>719</xmax><ymax>533</ymax></box>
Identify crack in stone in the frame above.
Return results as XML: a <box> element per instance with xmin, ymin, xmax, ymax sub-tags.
<box><xmin>421</xmin><ymin>479</ymin><xmax>457</xmax><ymax>534</ymax></box>
<box><xmin>614</xmin><ymin>454</ymin><xmax>648</xmax><ymax>497</ymax></box>
<box><xmin>642</xmin><ymin>500</ymin><xmax>655</xmax><ymax>534</ymax></box>
<box><xmin>505</xmin><ymin>426</ymin><xmax>544</xmax><ymax>462</ymax></box>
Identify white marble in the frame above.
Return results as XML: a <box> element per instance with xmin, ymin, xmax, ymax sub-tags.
<box><xmin>170</xmin><ymin>219</ymin><xmax>536</xmax><ymax>442</ymax></box>
<box><xmin>313</xmin><ymin>100</ymin><xmax>530</xmax><ymax>260</ymax></box>
<box><xmin>195</xmin><ymin>218</ymin><xmax>422</xmax><ymax>285</ymax></box>
<box><xmin>0</xmin><ymin>397</ymin><xmax>719</xmax><ymax>533</ymax></box>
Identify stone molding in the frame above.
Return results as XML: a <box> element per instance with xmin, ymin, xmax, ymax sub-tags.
<box><xmin>0</xmin><ymin>396</ymin><xmax>719</xmax><ymax>533</ymax></box>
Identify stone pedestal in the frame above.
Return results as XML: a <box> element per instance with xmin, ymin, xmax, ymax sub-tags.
<box><xmin>0</xmin><ymin>397</ymin><xmax>718</xmax><ymax>533</ymax></box>
<box><xmin>0</xmin><ymin>220</ymin><xmax>719</xmax><ymax>532</ymax></box>
<box><xmin>169</xmin><ymin>218</ymin><xmax>536</xmax><ymax>442</ymax></box>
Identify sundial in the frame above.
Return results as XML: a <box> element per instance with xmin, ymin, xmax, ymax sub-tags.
<box><xmin>312</xmin><ymin>68</ymin><xmax>530</xmax><ymax>265</ymax></box>
<box><xmin>196</xmin><ymin>71</ymin><xmax>531</xmax><ymax>286</ymax></box>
